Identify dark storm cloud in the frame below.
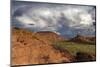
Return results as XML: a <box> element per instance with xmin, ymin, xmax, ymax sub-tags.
<box><xmin>12</xmin><ymin>1</ymin><xmax>96</xmax><ymax>38</ymax></box>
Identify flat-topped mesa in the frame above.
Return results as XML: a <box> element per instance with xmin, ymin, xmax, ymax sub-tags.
<box><xmin>70</xmin><ymin>34</ymin><xmax>96</xmax><ymax>44</ymax></box>
<box><xmin>34</xmin><ymin>31</ymin><xmax>65</xmax><ymax>42</ymax></box>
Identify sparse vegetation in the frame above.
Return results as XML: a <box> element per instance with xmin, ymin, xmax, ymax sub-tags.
<box><xmin>53</xmin><ymin>41</ymin><xmax>96</xmax><ymax>56</ymax></box>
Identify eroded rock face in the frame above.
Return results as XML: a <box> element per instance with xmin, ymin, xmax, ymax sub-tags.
<box><xmin>12</xmin><ymin>28</ymin><xmax>74</xmax><ymax>66</ymax></box>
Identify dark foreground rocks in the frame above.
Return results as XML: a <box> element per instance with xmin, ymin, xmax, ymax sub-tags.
<box><xmin>75</xmin><ymin>52</ymin><xmax>96</xmax><ymax>62</ymax></box>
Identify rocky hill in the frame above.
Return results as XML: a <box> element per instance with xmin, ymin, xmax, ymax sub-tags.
<box><xmin>12</xmin><ymin>28</ymin><xmax>74</xmax><ymax>66</ymax></box>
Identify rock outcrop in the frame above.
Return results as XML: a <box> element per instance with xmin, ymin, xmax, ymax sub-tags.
<box><xmin>12</xmin><ymin>28</ymin><xmax>74</xmax><ymax>66</ymax></box>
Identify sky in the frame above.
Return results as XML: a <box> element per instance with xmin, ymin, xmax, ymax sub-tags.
<box><xmin>11</xmin><ymin>1</ymin><xmax>96</xmax><ymax>38</ymax></box>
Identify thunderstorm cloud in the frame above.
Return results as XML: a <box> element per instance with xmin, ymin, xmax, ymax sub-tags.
<box><xmin>12</xmin><ymin>1</ymin><xmax>96</xmax><ymax>38</ymax></box>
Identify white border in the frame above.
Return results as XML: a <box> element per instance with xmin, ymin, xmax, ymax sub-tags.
<box><xmin>0</xmin><ymin>0</ymin><xmax>100</xmax><ymax>67</ymax></box>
